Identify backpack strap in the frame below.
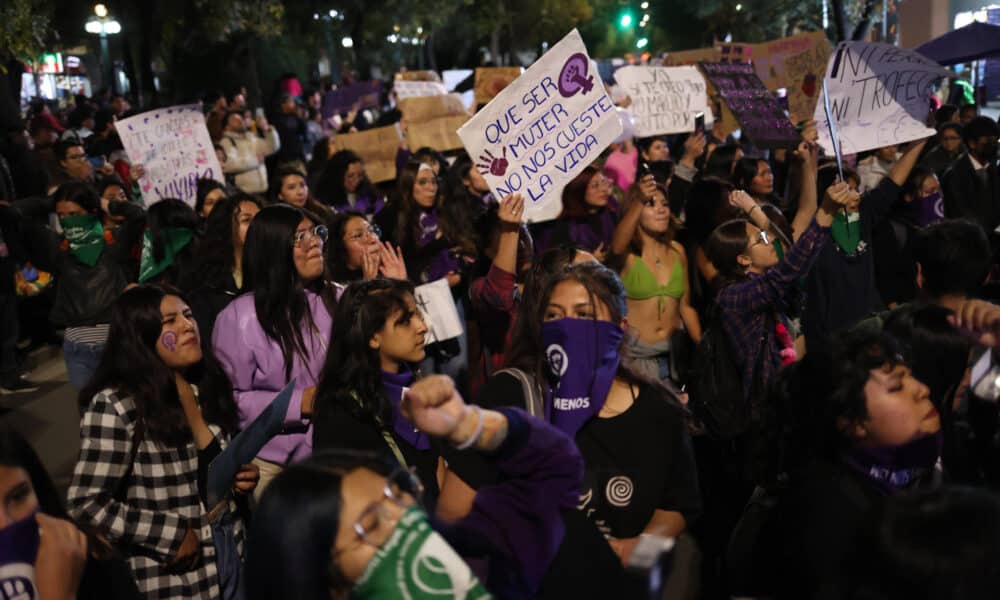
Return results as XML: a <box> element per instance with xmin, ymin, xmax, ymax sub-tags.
<box><xmin>495</xmin><ymin>368</ymin><xmax>545</xmax><ymax>418</ymax></box>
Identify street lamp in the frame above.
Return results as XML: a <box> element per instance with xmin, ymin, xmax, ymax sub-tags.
<box><xmin>84</xmin><ymin>3</ymin><xmax>122</xmax><ymax>93</ymax></box>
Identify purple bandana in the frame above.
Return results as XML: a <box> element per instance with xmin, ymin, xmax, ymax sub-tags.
<box><xmin>541</xmin><ymin>318</ymin><xmax>623</xmax><ymax>437</ymax></box>
<box><xmin>912</xmin><ymin>191</ymin><xmax>944</xmax><ymax>227</ymax></box>
<box><xmin>382</xmin><ymin>368</ymin><xmax>431</xmax><ymax>450</ymax></box>
<box><xmin>0</xmin><ymin>512</ymin><xmax>39</xmax><ymax>599</ymax></box>
<box><xmin>843</xmin><ymin>431</ymin><xmax>942</xmax><ymax>495</ymax></box>
<box><xmin>416</xmin><ymin>209</ymin><xmax>440</xmax><ymax>247</ymax></box>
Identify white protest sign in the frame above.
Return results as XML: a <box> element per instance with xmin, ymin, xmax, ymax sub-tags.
<box><xmin>613</xmin><ymin>66</ymin><xmax>714</xmax><ymax>136</ymax></box>
<box><xmin>117</xmin><ymin>104</ymin><xmax>223</xmax><ymax>207</ymax></box>
<box><xmin>458</xmin><ymin>29</ymin><xmax>622</xmax><ymax>223</ymax></box>
<box><xmin>394</xmin><ymin>80</ymin><xmax>448</xmax><ymax>99</ymax></box>
<box><xmin>414</xmin><ymin>278</ymin><xmax>464</xmax><ymax>344</ymax></box>
<box><xmin>814</xmin><ymin>42</ymin><xmax>950</xmax><ymax>155</ymax></box>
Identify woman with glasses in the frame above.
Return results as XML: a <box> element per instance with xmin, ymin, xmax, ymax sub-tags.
<box><xmin>533</xmin><ymin>166</ymin><xmax>617</xmax><ymax>262</ymax></box>
<box><xmin>245</xmin><ymin>375</ymin><xmax>584</xmax><ymax>599</ymax></box>
<box><xmin>213</xmin><ymin>205</ymin><xmax>333</xmax><ymax>499</ymax></box>
<box><xmin>324</xmin><ymin>212</ymin><xmax>406</xmax><ymax>300</ymax></box>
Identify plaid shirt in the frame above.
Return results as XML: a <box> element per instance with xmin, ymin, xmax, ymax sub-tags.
<box><xmin>68</xmin><ymin>388</ymin><xmax>243</xmax><ymax>599</ymax></box>
<box><xmin>717</xmin><ymin>220</ymin><xmax>830</xmax><ymax>401</ymax></box>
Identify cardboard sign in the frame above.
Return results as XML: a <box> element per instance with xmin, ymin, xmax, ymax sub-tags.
<box><xmin>701</xmin><ymin>62</ymin><xmax>800</xmax><ymax>149</ymax></box>
<box><xmin>414</xmin><ymin>278</ymin><xmax>464</xmax><ymax>344</ymax></box>
<box><xmin>814</xmin><ymin>42</ymin><xmax>950</xmax><ymax>155</ymax></box>
<box><xmin>321</xmin><ymin>81</ymin><xmax>382</xmax><ymax>118</ymax></box>
<box><xmin>662</xmin><ymin>47</ymin><xmax>722</xmax><ymax>67</ymax></box>
<box><xmin>458</xmin><ymin>29</ymin><xmax>622</xmax><ymax>222</ymax></box>
<box><xmin>474</xmin><ymin>67</ymin><xmax>525</xmax><ymax>106</ymax></box>
<box><xmin>613</xmin><ymin>66</ymin><xmax>714</xmax><ymax>136</ymax></box>
<box><xmin>718</xmin><ymin>32</ymin><xmax>830</xmax><ymax>91</ymax></box>
<box><xmin>785</xmin><ymin>42</ymin><xmax>833</xmax><ymax>124</ymax></box>
<box><xmin>396</xmin><ymin>70</ymin><xmax>441</xmax><ymax>82</ymax></box>
<box><xmin>399</xmin><ymin>94</ymin><xmax>470</xmax><ymax>151</ymax></box>
<box><xmin>332</xmin><ymin>125</ymin><xmax>403</xmax><ymax>184</ymax></box>
<box><xmin>394</xmin><ymin>80</ymin><xmax>449</xmax><ymax>99</ymax></box>
<box><xmin>117</xmin><ymin>104</ymin><xmax>223</xmax><ymax>207</ymax></box>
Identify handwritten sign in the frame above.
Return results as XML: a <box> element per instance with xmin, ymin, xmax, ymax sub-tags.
<box><xmin>396</xmin><ymin>70</ymin><xmax>441</xmax><ymax>82</ymax></box>
<box><xmin>399</xmin><ymin>94</ymin><xmax>470</xmax><ymax>151</ymax></box>
<box><xmin>394</xmin><ymin>80</ymin><xmax>449</xmax><ymax>99</ymax></box>
<box><xmin>662</xmin><ymin>47</ymin><xmax>740</xmax><ymax>138</ymax></box>
<box><xmin>414</xmin><ymin>278</ymin><xmax>464</xmax><ymax>344</ymax></box>
<box><xmin>458</xmin><ymin>29</ymin><xmax>622</xmax><ymax>222</ymax></box>
<box><xmin>719</xmin><ymin>32</ymin><xmax>830</xmax><ymax>91</ymax></box>
<box><xmin>814</xmin><ymin>42</ymin><xmax>950</xmax><ymax>155</ymax></box>
<box><xmin>613</xmin><ymin>66</ymin><xmax>713</xmax><ymax>136</ymax></box>
<box><xmin>701</xmin><ymin>62</ymin><xmax>800</xmax><ymax>149</ymax></box>
<box><xmin>474</xmin><ymin>67</ymin><xmax>524</xmax><ymax>106</ymax></box>
<box><xmin>118</xmin><ymin>104</ymin><xmax>223</xmax><ymax>206</ymax></box>
<box><xmin>785</xmin><ymin>42</ymin><xmax>833</xmax><ymax>124</ymax></box>
<box><xmin>332</xmin><ymin>125</ymin><xmax>403</xmax><ymax>184</ymax></box>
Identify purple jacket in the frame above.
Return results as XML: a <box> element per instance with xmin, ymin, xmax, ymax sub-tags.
<box><xmin>212</xmin><ymin>291</ymin><xmax>332</xmax><ymax>463</ymax></box>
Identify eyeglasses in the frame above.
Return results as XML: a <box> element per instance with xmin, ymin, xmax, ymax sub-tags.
<box><xmin>588</xmin><ymin>175</ymin><xmax>611</xmax><ymax>189</ymax></box>
<box><xmin>338</xmin><ymin>467</ymin><xmax>424</xmax><ymax>553</ymax></box>
<box><xmin>66</xmin><ymin>153</ymin><xmax>87</xmax><ymax>161</ymax></box>
<box><xmin>292</xmin><ymin>225</ymin><xmax>328</xmax><ymax>248</ymax></box>
<box><xmin>750</xmin><ymin>229</ymin><xmax>770</xmax><ymax>247</ymax></box>
<box><xmin>344</xmin><ymin>223</ymin><xmax>381</xmax><ymax>243</ymax></box>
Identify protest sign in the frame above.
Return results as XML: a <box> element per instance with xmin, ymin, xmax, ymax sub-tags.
<box><xmin>118</xmin><ymin>104</ymin><xmax>223</xmax><ymax>207</ymax></box>
<box><xmin>321</xmin><ymin>81</ymin><xmax>381</xmax><ymax>118</ymax></box>
<box><xmin>414</xmin><ymin>278</ymin><xmax>464</xmax><ymax>344</ymax></box>
<box><xmin>443</xmin><ymin>69</ymin><xmax>475</xmax><ymax>108</ymax></box>
<box><xmin>394</xmin><ymin>80</ymin><xmax>449</xmax><ymax>99</ymax></box>
<box><xmin>785</xmin><ymin>41</ymin><xmax>833</xmax><ymax>124</ymax></box>
<box><xmin>613</xmin><ymin>66</ymin><xmax>713</xmax><ymax>136</ymax></box>
<box><xmin>458</xmin><ymin>29</ymin><xmax>622</xmax><ymax>223</ymax></box>
<box><xmin>718</xmin><ymin>32</ymin><xmax>829</xmax><ymax>90</ymax></box>
<box><xmin>332</xmin><ymin>125</ymin><xmax>403</xmax><ymax>183</ymax></box>
<box><xmin>475</xmin><ymin>67</ymin><xmax>524</xmax><ymax>106</ymax></box>
<box><xmin>661</xmin><ymin>47</ymin><xmax>740</xmax><ymax>138</ymax></box>
<box><xmin>813</xmin><ymin>42</ymin><xmax>950</xmax><ymax>155</ymax></box>
<box><xmin>701</xmin><ymin>62</ymin><xmax>801</xmax><ymax>149</ymax></box>
<box><xmin>399</xmin><ymin>94</ymin><xmax>470</xmax><ymax>151</ymax></box>
<box><xmin>396</xmin><ymin>70</ymin><xmax>441</xmax><ymax>82</ymax></box>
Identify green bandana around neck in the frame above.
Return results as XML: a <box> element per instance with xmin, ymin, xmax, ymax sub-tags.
<box><xmin>351</xmin><ymin>506</ymin><xmax>491</xmax><ymax>600</ymax></box>
<box><xmin>831</xmin><ymin>210</ymin><xmax>862</xmax><ymax>255</ymax></box>
<box><xmin>60</xmin><ymin>214</ymin><xmax>105</xmax><ymax>266</ymax></box>
<box><xmin>139</xmin><ymin>227</ymin><xmax>194</xmax><ymax>283</ymax></box>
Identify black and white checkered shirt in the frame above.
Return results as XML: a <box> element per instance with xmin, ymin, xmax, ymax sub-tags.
<box><xmin>68</xmin><ymin>388</ymin><xmax>241</xmax><ymax>599</ymax></box>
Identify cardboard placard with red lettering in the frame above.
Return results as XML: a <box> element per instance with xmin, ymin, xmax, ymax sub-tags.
<box><xmin>332</xmin><ymin>125</ymin><xmax>403</xmax><ymax>184</ymax></box>
<box><xmin>474</xmin><ymin>67</ymin><xmax>525</xmax><ymax>106</ymax></box>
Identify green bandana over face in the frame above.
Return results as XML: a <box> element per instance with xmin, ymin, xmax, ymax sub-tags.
<box><xmin>139</xmin><ymin>228</ymin><xmax>194</xmax><ymax>283</ymax></box>
<box><xmin>352</xmin><ymin>506</ymin><xmax>491</xmax><ymax>600</ymax></box>
<box><xmin>831</xmin><ymin>210</ymin><xmax>862</xmax><ymax>254</ymax></box>
<box><xmin>60</xmin><ymin>214</ymin><xmax>105</xmax><ymax>266</ymax></box>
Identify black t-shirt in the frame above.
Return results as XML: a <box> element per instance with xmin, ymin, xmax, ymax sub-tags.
<box><xmin>576</xmin><ymin>384</ymin><xmax>702</xmax><ymax>538</ymax></box>
<box><xmin>476</xmin><ymin>372</ymin><xmax>702</xmax><ymax>538</ymax></box>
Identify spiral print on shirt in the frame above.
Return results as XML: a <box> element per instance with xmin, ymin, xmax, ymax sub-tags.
<box><xmin>605</xmin><ymin>475</ymin><xmax>634</xmax><ymax>507</ymax></box>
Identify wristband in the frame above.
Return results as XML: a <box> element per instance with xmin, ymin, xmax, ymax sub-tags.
<box><xmin>746</xmin><ymin>204</ymin><xmax>761</xmax><ymax>216</ymax></box>
<box><xmin>454</xmin><ymin>406</ymin><xmax>484</xmax><ymax>450</ymax></box>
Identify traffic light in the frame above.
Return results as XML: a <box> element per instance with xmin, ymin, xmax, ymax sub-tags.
<box><xmin>618</xmin><ymin>11</ymin><xmax>634</xmax><ymax>29</ymax></box>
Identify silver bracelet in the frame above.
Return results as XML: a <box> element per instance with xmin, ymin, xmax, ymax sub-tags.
<box><xmin>454</xmin><ymin>406</ymin><xmax>484</xmax><ymax>450</ymax></box>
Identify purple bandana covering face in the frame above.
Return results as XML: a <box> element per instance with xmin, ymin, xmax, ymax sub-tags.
<box><xmin>541</xmin><ymin>318</ymin><xmax>623</xmax><ymax>437</ymax></box>
<box><xmin>843</xmin><ymin>431</ymin><xmax>942</xmax><ymax>495</ymax></box>
<box><xmin>382</xmin><ymin>368</ymin><xmax>431</xmax><ymax>450</ymax></box>
<box><xmin>913</xmin><ymin>191</ymin><xmax>944</xmax><ymax>227</ymax></box>
<box><xmin>0</xmin><ymin>512</ymin><xmax>39</xmax><ymax>600</ymax></box>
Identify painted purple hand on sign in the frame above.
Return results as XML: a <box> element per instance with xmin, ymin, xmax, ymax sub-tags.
<box><xmin>558</xmin><ymin>53</ymin><xmax>595</xmax><ymax>98</ymax></box>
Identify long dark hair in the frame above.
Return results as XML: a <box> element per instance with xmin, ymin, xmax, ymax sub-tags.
<box><xmin>195</xmin><ymin>178</ymin><xmax>227</xmax><ymax>217</ymax></box>
<box><xmin>242</xmin><ymin>204</ymin><xmax>324</xmax><ymax>381</ymax></box>
<box><xmin>622</xmin><ymin>182</ymin><xmax>678</xmax><ymax>257</ymax></box>
<box><xmin>244</xmin><ymin>450</ymin><xmax>394</xmax><ymax>600</ymax></box>
<box><xmin>324</xmin><ymin>210</ymin><xmax>366</xmax><ymax>283</ymax></box>
<box><xmin>79</xmin><ymin>285</ymin><xmax>238</xmax><ymax>447</ymax></box>
<box><xmin>702</xmin><ymin>144</ymin><xmax>742</xmax><ymax>181</ymax></box>
<box><xmin>268</xmin><ymin>166</ymin><xmax>332</xmax><ymax>223</ymax></box>
<box><xmin>393</xmin><ymin>160</ymin><xmax>476</xmax><ymax>254</ymax></box>
<box><xmin>54</xmin><ymin>181</ymin><xmax>101</xmax><ymax>215</ymax></box>
<box><xmin>703</xmin><ymin>218</ymin><xmax>752</xmax><ymax>288</ymax></box>
<box><xmin>197</xmin><ymin>193</ymin><xmax>262</xmax><ymax>288</ymax></box>
<box><xmin>314</xmin><ymin>149</ymin><xmax>373</xmax><ymax>207</ymax></box>
<box><xmin>560</xmin><ymin>166</ymin><xmax>602</xmax><ymax>220</ymax></box>
<box><xmin>145</xmin><ymin>198</ymin><xmax>201</xmax><ymax>290</ymax></box>
<box><xmin>315</xmin><ymin>279</ymin><xmax>416</xmax><ymax>427</ymax></box>
<box><xmin>507</xmin><ymin>261</ymin><xmax>627</xmax><ymax>383</ymax></box>
<box><xmin>0</xmin><ymin>426</ymin><xmax>65</xmax><ymax>518</ymax></box>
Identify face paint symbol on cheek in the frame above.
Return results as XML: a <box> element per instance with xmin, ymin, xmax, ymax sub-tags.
<box><xmin>161</xmin><ymin>331</ymin><xmax>178</xmax><ymax>353</ymax></box>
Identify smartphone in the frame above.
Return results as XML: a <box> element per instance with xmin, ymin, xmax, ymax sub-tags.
<box><xmin>647</xmin><ymin>160</ymin><xmax>674</xmax><ymax>185</ymax></box>
<box><xmin>88</xmin><ymin>155</ymin><xmax>106</xmax><ymax>170</ymax></box>
<box><xmin>626</xmin><ymin>533</ymin><xmax>675</xmax><ymax>570</ymax></box>
<box><xmin>694</xmin><ymin>111</ymin><xmax>705</xmax><ymax>132</ymax></box>
<box><xmin>637</xmin><ymin>161</ymin><xmax>652</xmax><ymax>179</ymax></box>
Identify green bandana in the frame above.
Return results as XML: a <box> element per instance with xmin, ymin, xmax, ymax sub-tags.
<box><xmin>772</xmin><ymin>237</ymin><xmax>785</xmax><ymax>261</ymax></box>
<box><xmin>831</xmin><ymin>210</ymin><xmax>862</xmax><ymax>255</ymax></box>
<box><xmin>61</xmin><ymin>214</ymin><xmax>105</xmax><ymax>267</ymax></box>
<box><xmin>352</xmin><ymin>506</ymin><xmax>491</xmax><ymax>600</ymax></box>
<box><xmin>139</xmin><ymin>228</ymin><xmax>194</xmax><ymax>283</ymax></box>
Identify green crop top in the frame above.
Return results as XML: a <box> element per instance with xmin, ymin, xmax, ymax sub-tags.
<box><xmin>622</xmin><ymin>251</ymin><xmax>686</xmax><ymax>313</ymax></box>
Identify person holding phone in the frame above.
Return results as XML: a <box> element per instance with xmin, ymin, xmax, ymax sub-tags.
<box><xmin>220</xmin><ymin>111</ymin><xmax>280</xmax><ymax>195</ymax></box>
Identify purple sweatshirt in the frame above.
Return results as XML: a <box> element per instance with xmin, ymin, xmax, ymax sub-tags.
<box><xmin>212</xmin><ymin>290</ymin><xmax>332</xmax><ymax>463</ymax></box>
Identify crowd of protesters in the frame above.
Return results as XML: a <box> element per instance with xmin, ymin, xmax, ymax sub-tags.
<box><xmin>1</xmin><ymin>68</ymin><xmax>1000</xmax><ymax>600</ymax></box>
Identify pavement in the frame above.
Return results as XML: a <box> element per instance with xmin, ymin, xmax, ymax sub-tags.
<box><xmin>2</xmin><ymin>346</ymin><xmax>80</xmax><ymax>497</ymax></box>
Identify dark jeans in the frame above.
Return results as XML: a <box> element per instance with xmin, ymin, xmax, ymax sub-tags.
<box><xmin>0</xmin><ymin>294</ymin><xmax>17</xmax><ymax>383</ymax></box>
<box><xmin>64</xmin><ymin>338</ymin><xmax>105</xmax><ymax>392</ymax></box>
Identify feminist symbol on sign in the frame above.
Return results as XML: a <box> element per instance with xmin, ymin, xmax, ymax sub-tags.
<box><xmin>476</xmin><ymin>147</ymin><xmax>509</xmax><ymax>176</ymax></box>
<box><xmin>558</xmin><ymin>53</ymin><xmax>595</xmax><ymax>98</ymax></box>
